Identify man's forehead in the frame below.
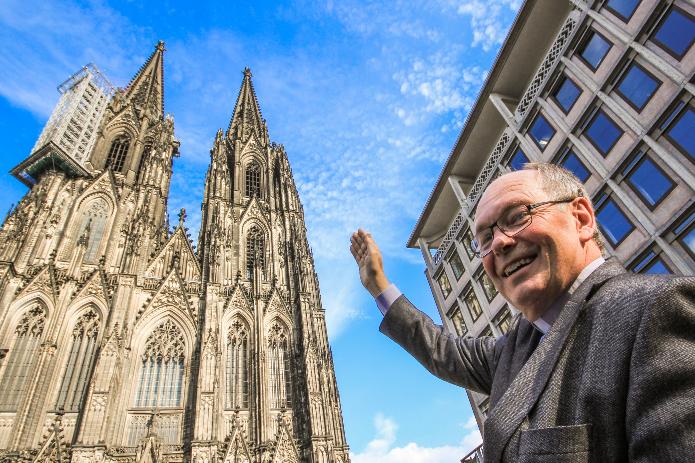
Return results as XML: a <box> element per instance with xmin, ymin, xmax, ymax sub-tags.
<box><xmin>474</xmin><ymin>171</ymin><xmax>541</xmax><ymax>226</ymax></box>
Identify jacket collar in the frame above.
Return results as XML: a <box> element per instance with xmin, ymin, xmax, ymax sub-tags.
<box><xmin>532</xmin><ymin>257</ymin><xmax>606</xmax><ymax>334</ymax></box>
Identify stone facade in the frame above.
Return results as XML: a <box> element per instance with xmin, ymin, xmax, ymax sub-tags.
<box><xmin>0</xmin><ymin>42</ymin><xmax>350</xmax><ymax>463</ymax></box>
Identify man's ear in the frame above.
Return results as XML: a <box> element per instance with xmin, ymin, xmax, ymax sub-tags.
<box><xmin>573</xmin><ymin>196</ymin><xmax>597</xmax><ymax>244</ymax></box>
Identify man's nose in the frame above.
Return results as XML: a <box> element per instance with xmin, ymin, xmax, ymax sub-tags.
<box><xmin>490</xmin><ymin>226</ymin><xmax>516</xmax><ymax>255</ymax></box>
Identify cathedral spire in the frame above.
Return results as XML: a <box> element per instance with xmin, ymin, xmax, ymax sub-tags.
<box><xmin>202</xmin><ymin>128</ymin><xmax>232</xmax><ymax>203</ymax></box>
<box><xmin>123</xmin><ymin>40</ymin><xmax>166</xmax><ymax>121</ymax></box>
<box><xmin>226</xmin><ymin>68</ymin><xmax>268</xmax><ymax>145</ymax></box>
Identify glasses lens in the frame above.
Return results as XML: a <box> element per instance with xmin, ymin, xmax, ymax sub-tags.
<box><xmin>500</xmin><ymin>206</ymin><xmax>532</xmax><ymax>235</ymax></box>
<box><xmin>471</xmin><ymin>238</ymin><xmax>480</xmax><ymax>253</ymax></box>
<box><xmin>472</xmin><ymin>230</ymin><xmax>493</xmax><ymax>256</ymax></box>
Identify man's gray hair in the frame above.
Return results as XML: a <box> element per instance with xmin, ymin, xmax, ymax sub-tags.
<box><xmin>522</xmin><ymin>162</ymin><xmax>605</xmax><ymax>253</ymax></box>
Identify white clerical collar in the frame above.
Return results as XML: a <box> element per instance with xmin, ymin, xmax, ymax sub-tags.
<box><xmin>532</xmin><ymin>257</ymin><xmax>606</xmax><ymax>335</ymax></box>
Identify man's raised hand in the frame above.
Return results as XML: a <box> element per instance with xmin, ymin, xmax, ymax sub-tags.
<box><xmin>350</xmin><ymin>229</ymin><xmax>390</xmax><ymax>298</ymax></box>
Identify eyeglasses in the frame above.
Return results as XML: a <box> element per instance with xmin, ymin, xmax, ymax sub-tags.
<box><xmin>471</xmin><ymin>197</ymin><xmax>578</xmax><ymax>258</ymax></box>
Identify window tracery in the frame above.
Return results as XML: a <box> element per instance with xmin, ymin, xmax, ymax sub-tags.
<box><xmin>55</xmin><ymin>308</ymin><xmax>100</xmax><ymax>411</ymax></box>
<box><xmin>105</xmin><ymin>136</ymin><xmax>130</xmax><ymax>173</ymax></box>
<box><xmin>245</xmin><ymin>162</ymin><xmax>261</xmax><ymax>198</ymax></box>
<box><xmin>246</xmin><ymin>227</ymin><xmax>265</xmax><ymax>279</ymax></box>
<box><xmin>78</xmin><ymin>198</ymin><xmax>110</xmax><ymax>263</ymax></box>
<box><xmin>267</xmin><ymin>321</ymin><xmax>292</xmax><ymax>409</ymax></box>
<box><xmin>134</xmin><ymin>320</ymin><xmax>185</xmax><ymax>408</ymax></box>
<box><xmin>0</xmin><ymin>305</ymin><xmax>47</xmax><ymax>411</ymax></box>
<box><xmin>136</xmin><ymin>143</ymin><xmax>153</xmax><ymax>180</ymax></box>
<box><xmin>225</xmin><ymin>320</ymin><xmax>249</xmax><ymax>409</ymax></box>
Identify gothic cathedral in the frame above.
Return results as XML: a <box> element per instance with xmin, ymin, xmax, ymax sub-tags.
<box><xmin>0</xmin><ymin>42</ymin><xmax>350</xmax><ymax>463</ymax></box>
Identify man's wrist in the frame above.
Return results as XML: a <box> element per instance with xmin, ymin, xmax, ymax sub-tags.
<box><xmin>375</xmin><ymin>284</ymin><xmax>401</xmax><ymax>316</ymax></box>
<box><xmin>367</xmin><ymin>275</ymin><xmax>391</xmax><ymax>298</ymax></box>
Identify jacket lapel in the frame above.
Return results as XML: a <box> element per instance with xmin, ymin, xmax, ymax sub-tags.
<box><xmin>483</xmin><ymin>260</ymin><xmax>625</xmax><ymax>462</ymax></box>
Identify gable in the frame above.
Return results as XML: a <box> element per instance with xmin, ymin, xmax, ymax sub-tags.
<box><xmin>33</xmin><ymin>416</ymin><xmax>66</xmax><ymax>463</ymax></box>
<box><xmin>70</xmin><ymin>269</ymin><xmax>110</xmax><ymax>305</ymax></box>
<box><xmin>135</xmin><ymin>268</ymin><xmax>196</xmax><ymax>327</ymax></box>
<box><xmin>144</xmin><ymin>227</ymin><xmax>200</xmax><ymax>281</ymax></box>
<box><xmin>16</xmin><ymin>267</ymin><xmax>56</xmax><ymax>303</ymax></box>
<box><xmin>271</xmin><ymin>416</ymin><xmax>299</xmax><ymax>463</ymax></box>
<box><xmin>76</xmin><ymin>169</ymin><xmax>119</xmax><ymax>206</ymax></box>
<box><xmin>264</xmin><ymin>289</ymin><xmax>291</xmax><ymax>319</ymax></box>
<box><xmin>222</xmin><ymin>417</ymin><xmax>252</xmax><ymax>463</ymax></box>
<box><xmin>224</xmin><ymin>284</ymin><xmax>253</xmax><ymax>315</ymax></box>
<box><xmin>239</xmin><ymin>196</ymin><xmax>268</xmax><ymax>229</ymax></box>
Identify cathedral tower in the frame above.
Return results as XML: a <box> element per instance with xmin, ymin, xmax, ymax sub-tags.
<box><xmin>0</xmin><ymin>43</ymin><xmax>349</xmax><ymax>463</ymax></box>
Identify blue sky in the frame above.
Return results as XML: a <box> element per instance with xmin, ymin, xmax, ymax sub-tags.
<box><xmin>0</xmin><ymin>0</ymin><xmax>521</xmax><ymax>460</ymax></box>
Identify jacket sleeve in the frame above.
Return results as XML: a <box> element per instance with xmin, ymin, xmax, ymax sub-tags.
<box><xmin>379</xmin><ymin>294</ymin><xmax>502</xmax><ymax>395</ymax></box>
<box><xmin>627</xmin><ymin>276</ymin><xmax>695</xmax><ymax>461</ymax></box>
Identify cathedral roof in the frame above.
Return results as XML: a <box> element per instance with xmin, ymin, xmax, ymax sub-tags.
<box><xmin>227</xmin><ymin>67</ymin><xmax>267</xmax><ymax>143</ymax></box>
<box><xmin>123</xmin><ymin>40</ymin><xmax>166</xmax><ymax>120</ymax></box>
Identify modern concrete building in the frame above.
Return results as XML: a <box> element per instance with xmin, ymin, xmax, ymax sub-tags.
<box><xmin>408</xmin><ymin>0</ymin><xmax>695</xmax><ymax>433</ymax></box>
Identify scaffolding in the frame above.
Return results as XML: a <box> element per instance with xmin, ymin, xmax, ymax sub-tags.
<box><xmin>15</xmin><ymin>64</ymin><xmax>116</xmax><ymax>186</ymax></box>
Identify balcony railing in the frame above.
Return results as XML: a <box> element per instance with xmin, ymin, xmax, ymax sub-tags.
<box><xmin>432</xmin><ymin>129</ymin><xmax>513</xmax><ymax>267</ymax></box>
<box><xmin>514</xmin><ymin>11</ymin><xmax>580</xmax><ymax>123</ymax></box>
<box><xmin>461</xmin><ymin>443</ymin><xmax>484</xmax><ymax>463</ymax></box>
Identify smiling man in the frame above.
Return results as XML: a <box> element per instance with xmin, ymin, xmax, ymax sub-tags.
<box><xmin>350</xmin><ymin>163</ymin><xmax>695</xmax><ymax>462</ymax></box>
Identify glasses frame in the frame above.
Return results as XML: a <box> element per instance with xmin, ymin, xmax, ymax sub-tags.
<box><xmin>472</xmin><ymin>197</ymin><xmax>578</xmax><ymax>258</ymax></box>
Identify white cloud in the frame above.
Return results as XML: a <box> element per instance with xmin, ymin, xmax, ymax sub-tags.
<box><xmin>443</xmin><ymin>0</ymin><xmax>521</xmax><ymax>51</ymax></box>
<box><xmin>393</xmin><ymin>51</ymin><xmax>486</xmax><ymax>124</ymax></box>
<box><xmin>0</xmin><ymin>0</ymin><xmax>146</xmax><ymax>117</ymax></box>
<box><xmin>351</xmin><ymin>413</ymin><xmax>482</xmax><ymax>463</ymax></box>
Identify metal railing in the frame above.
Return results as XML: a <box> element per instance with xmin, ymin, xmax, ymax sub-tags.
<box><xmin>461</xmin><ymin>443</ymin><xmax>484</xmax><ymax>463</ymax></box>
<box><xmin>432</xmin><ymin>129</ymin><xmax>513</xmax><ymax>267</ymax></box>
<box><xmin>514</xmin><ymin>11</ymin><xmax>580</xmax><ymax>123</ymax></box>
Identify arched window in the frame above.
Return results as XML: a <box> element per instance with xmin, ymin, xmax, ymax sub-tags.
<box><xmin>273</xmin><ymin>164</ymin><xmax>283</xmax><ymax>210</ymax></box>
<box><xmin>136</xmin><ymin>143</ymin><xmax>152</xmax><ymax>180</ymax></box>
<box><xmin>105</xmin><ymin>137</ymin><xmax>130</xmax><ymax>173</ymax></box>
<box><xmin>55</xmin><ymin>309</ymin><xmax>100</xmax><ymax>411</ymax></box>
<box><xmin>134</xmin><ymin>320</ymin><xmax>185</xmax><ymax>408</ymax></box>
<box><xmin>246</xmin><ymin>227</ymin><xmax>265</xmax><ymax>280</ymax></box>
<box><xmin>78</xmin><ymin>198</ymin><xmax>110</xmax><ymax>263</ymax></box>
<box><xmin>267</xmin><ymin>321</ymin><xmax>292</xmax><ymax>409</ymax></box>
<box><xmin>225</xmin><ymin>320</ymin><xmax>249</xmax><ymax>409</ymax></box>
<box><xmin>0</xmin><ymin>305</ymin><xmax>46</xmax><ymax>411</ymax></box>
<box><xmin>245</xmin><ymin>162</ymin><xmax>261</xmax><ymax>198</ymax></box>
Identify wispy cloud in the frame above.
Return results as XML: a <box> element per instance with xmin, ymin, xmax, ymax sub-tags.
<box><xmin>442</xmin><ymin>0</ymin><xmax>521</xmax><ymax>51</ymax></box>
<box><xmin>392</xmin><ymin>50</ymin><xmax>488</xmax><ymax>130</ymax></box>
<box><xmin>351</xmin><ymin>413</ymin><xmax>482</xmax><ymax>463</ymax></box>
<box><xmin>0</xmin><ymin>0</ymin><xmax>148</xmax><ymax>117</ymax></box>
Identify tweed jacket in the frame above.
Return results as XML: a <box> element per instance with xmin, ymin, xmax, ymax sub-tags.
<box><xmin>379</xmin><ymin>261</ymin><xmax>695</xmax><ymax>462</ymax></box>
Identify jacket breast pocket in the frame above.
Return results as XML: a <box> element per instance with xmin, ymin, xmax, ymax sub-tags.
<box><xmin>518</xmin><ymin>424</ymin><xmax>591</xmax><ymax>463</ymax></box>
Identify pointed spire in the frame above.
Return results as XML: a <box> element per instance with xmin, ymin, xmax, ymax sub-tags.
<box><xmin>202</xmin><ymin>128</ymin><xmax>232</xmax><ymax>203</ymax></box>
<box><xmin>227</xmin><ymin>67</ymin><xmax>267</xmax><ymax>145</ymax></box>
<box><xmin>212</xmin><ymin>128</ymin><xmax>225</xmax><ymax>154</ymax></box>
<box><xmin>124</xmin><ymin>40</ymin><xmax>166</xmax><ymax>120</ymax></box>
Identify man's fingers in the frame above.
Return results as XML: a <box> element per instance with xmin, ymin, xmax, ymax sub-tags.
<box><xmin>349</xmin><ymin>246</ymin><xmax>359</xmax><ymax>262</ymax></box>
<box><xmin>350</xmin><ymin>233</ymin><xmax>368</xmax><ymax>265</ymax></box>
<box><xmin>352</xmin><ymin>229</ymin><xmax>383</xmax><ymax>268</ymax></box>
<box><xmin>351</xmin><ymin>232</ymin><xmax>364</xmax><ymax>249</ymax></box>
